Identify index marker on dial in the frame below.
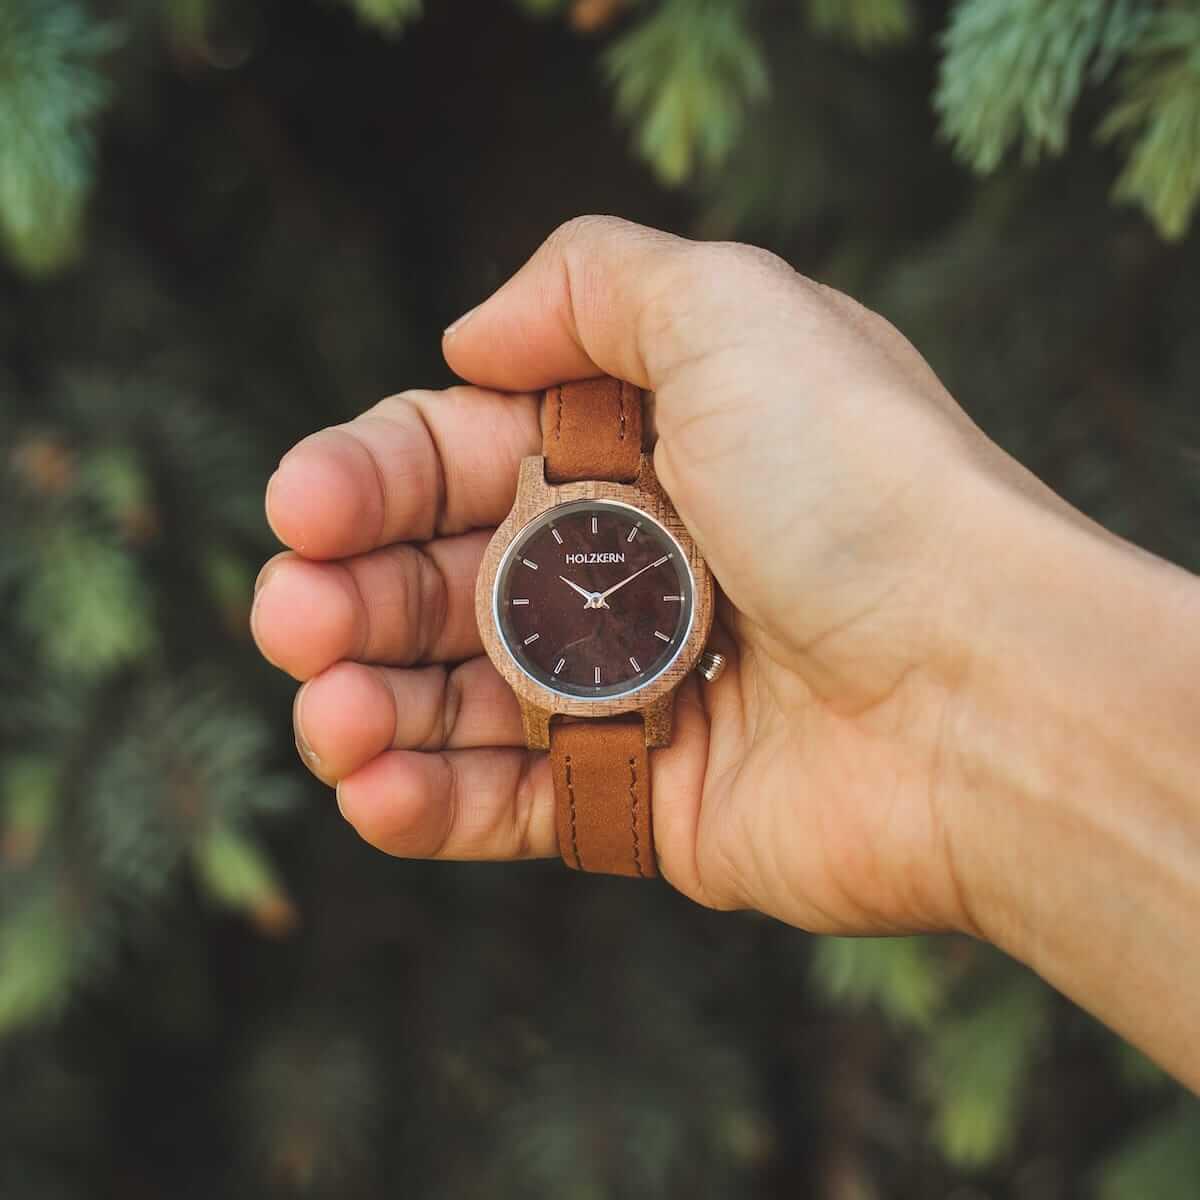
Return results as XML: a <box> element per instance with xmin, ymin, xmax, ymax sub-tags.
<box><xmin>511</xmin><ymin>598</ymin><xmax>529</xmax><ymax>605</ymax></box>
<box><xmin>553</xmin><ymin>657</ymin><xmax>566</xmax><ymax>675</ymax></box>
<box><xmin>522</xmin><ymin>558</ymin><xmax>538</xmax><ymax>570</ymax></box>
<box><xmin>551</xmin><ymin>527</ymin><xmax>563</xmax><ymax>545</ymax></box>
<box><xmin>626</xmin><ymin>526</ymin><xmax>639</xmax><ymax>542</ymax></box>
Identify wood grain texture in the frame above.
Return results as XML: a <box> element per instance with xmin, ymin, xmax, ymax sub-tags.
<box><xmin>476</xmin><ymin>454</ymin><xmax>714</xmax><ymax>750</ymax></box>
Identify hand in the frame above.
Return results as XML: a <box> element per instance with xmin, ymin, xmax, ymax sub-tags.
<box><xmin>251</xmin><ymin>214</ymin><xmax>1007</xmax><ymax>934</ymax></box>
<box><xmin>249</xmin><ymin>212</ymin><xmax>1200</xmax><ymax>1086</ymax></box>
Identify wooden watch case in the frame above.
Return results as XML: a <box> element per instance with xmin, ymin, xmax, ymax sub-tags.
<box><xmin>475</xmin><ymin>454</ymin><xmax>714</xmax><ymax>750</ymax></box>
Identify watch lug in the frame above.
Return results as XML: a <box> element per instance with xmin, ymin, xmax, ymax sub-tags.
<box><xmin>643</xmin><ymin>693</ymin><xmax>674</xmax><ymax>748</ymax></box>
<box><xmin>519</xmin><ymin>700</ymin><xmax>552</xmax><ymax>750</ymax></box>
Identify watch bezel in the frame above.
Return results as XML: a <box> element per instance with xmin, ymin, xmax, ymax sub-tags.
<box><xmin>491</xmin><ymin>496</ymin><xmax>697</xmax><ymax>703</ymax></box>
<box><xmin>475</xmin><ymin>454</ymin><xmax>715</xmax><ymax>743</ymax></box>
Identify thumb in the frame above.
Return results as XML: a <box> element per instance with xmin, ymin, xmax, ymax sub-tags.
<box><xmin>441</xmin><ymin>215</ymin><xmax>801</xmax><ymax>397</ymax></box>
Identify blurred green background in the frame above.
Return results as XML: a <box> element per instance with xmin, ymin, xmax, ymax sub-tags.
<box><xmin>2</xmin><ymin>0</ymin><xmax>1200</xmax><ymax>1196</ymax></box>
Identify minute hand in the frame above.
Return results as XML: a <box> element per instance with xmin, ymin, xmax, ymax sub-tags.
<box><xmin>598</xmin><ymin>555</ymin><xmax>669</xmax><ymax>602</ymax></box>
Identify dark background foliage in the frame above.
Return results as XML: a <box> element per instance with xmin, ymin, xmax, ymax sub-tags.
<box><xmin>2</xmin><ymin>1</ymin><xmax>1199</xmax><ymax>1196</ymax></box>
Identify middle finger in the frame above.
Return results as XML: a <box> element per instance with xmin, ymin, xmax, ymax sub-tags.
<box><xmin>251</xmin><ymin>528</ymin><xmax>490</xmax><ymax>680</ymax></box>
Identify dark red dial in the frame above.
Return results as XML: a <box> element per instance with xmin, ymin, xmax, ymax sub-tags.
<box><xmin>495</xmin><ymin>500</ymin><xmax>694</xmax><ymax>699</ymax></box>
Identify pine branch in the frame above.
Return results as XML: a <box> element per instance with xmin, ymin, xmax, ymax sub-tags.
<box><xmin>606</xmin><ymin>0</ymin><xmax>768</xmax><ymax>185</ymax></box>
<box><xmin>0</xmin><ymin>0</ymin><xmax>116</xmax><ymax>275</ymax></box>
<box><xmin>1100</xmin><ymin>9</ymin><xmax>1200</xmax><ymax>239</ymax></box>
<box><xmin>936</xmin><ymin>0</ymin><xmax>1151</xmax><ymax>171</ymax></box>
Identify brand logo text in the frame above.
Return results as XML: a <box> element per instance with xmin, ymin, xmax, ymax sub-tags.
<box><xmin>565</xmin><ymin>552</ymin><xmax>625</xmax><ymax>564</ymax></box>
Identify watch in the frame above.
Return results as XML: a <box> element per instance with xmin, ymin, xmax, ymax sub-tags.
<box><xmin>475</xmin><ymin>377</ymin><xmax>723</xmax><ymax>879</ymax></box>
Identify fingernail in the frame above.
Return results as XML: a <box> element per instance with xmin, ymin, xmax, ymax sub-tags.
<box><xmin>264</xmin><ymin>469</ymin><xmax>284</xmax><ymax>544</ymax></box>
<box><xmin>249</xmin><ymin>584</ymin><xmax>285</xmax><ymax>671</ymax></box>
<box><xmin>253</xmin><ymin>554</ymin><xmax>282</xmax><ymax>598</ymax></box>
<box><xmin>443</xmin><ymin>304</ymin><xmax>479</xmax><ymax>339</ymax></box>
<box><xmin>335</xmin><ymin>780</ymin><xmax>348</xmax><ymax>821</ymax></box>
<box><xmin>293</xmin><ymin>683</ymin><xmax>325</xmax><ymax>773</ymax></box>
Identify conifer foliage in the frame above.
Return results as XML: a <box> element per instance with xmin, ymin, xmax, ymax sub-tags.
<box><xmin>2</xmin><ymin>1</ymin><xmax>1200</xmax><ymax>1196</ymax></box>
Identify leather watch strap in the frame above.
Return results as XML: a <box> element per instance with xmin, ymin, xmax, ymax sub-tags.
<box><xmin>550</xmin><ymin>718</ymin><xmax>656</xmax><ymax>879</ymax></box>
<box><xmin>542</xmin><ymin>377</ymin><xmax>643</xmax><ymax>484</ymax></box>
<box><xmin>541</xmin><ymin>377</ymin><xmax>657</xmax><ymax>879</ymax></box>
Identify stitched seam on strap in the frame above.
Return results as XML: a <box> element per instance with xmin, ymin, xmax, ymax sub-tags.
<box><xmin>555</xmin><ymin>385</ymin><xmax>564</xmax><ymax>442</ymax></box>
<box><xmin>565</xmin><ymin>754</ymin><xmax>582</xmax><ymax>870</ymax></box>
<box><xmin>628</xmin><ymin>755</ymin><xmax>645</xmax><ymax>878</ymax></box>
<box><xmin>618</xmin><ymin>383</ymin><xmax>627</xmax><ymax>442</ymax></box>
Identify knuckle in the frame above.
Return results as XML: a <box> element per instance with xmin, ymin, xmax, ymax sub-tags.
<box><xmin>413</xmin><ymin>548</ymin><xmax>449</xmax><ymax>660</ymax></box>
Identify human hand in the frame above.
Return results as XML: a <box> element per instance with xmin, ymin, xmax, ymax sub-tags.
<box><xmin>248</xmin><ymin>217</ymin><xmax>1094</xmax><ymax>935</ymax></box>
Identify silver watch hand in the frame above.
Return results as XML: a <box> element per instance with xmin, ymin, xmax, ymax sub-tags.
<box><xmin>598</xmin><ymin>555</ymin><xmax>669</xmax><ymax>601</ymax></box>
<box><xmin>558</xmin><ymin>575</ymin><xmax>596</xmax><ymax>602</ymax></box>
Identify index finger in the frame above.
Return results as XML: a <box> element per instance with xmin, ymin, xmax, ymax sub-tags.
<box><xmin>266</xmin><ymin>385</ymin><xmax>540</xmax><ymax>561</ymax></box>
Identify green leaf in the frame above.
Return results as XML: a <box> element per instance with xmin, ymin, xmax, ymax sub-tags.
<box><xmin>606</xmin><ymin>0</ymin><xmax>768</xmax><ymax>185</ymax></box>
<box><xmin>0</xmin><ymin>0</ymin><xmax>117</xmax><ymax>275</ymax></box>
<box><xmin>1098</xmin><ymin>1101</ymin><xmax>1200</xmax><ymax>1200</ymax></box>
<box><xmin>20</xmin><ymin>522</ymin><xmax>156</xmax><ymax>677</ymax></box>
<box><xmin>927</xmin><ymin>972</ymin><xmax>1049</xmax><ymax>1168</ymax></box>
<box><xmin>807</xmin><ymin>0</ymin><xmax>915</xmax><ymax>49</ymax></box>
<box><xmin>1100</xmin><ymin>10</ymin><xmax>1200</xmax><ymax>239</ymax></box>
<box><xmin>936</xmin><ymin>0</ymin><xmax>1149</xmax><ymax>172</ymax></box>
<box><xmin>0</xmin><ymin>756</ymin><xmax>58</xmax><ymax>864</ymax></box>
<box><xmin>811</xmin><ymin>936</ymin><xmax>944</xmax><ymax>1028</ymax></box>
<box><xmin>192</xmin><ymin>826</ymin><xmax>296</xmax><ymax>934</ymax></box>
<box><xmin>0</xmin><ymin>890</ymin><xmax>73</xmax><ymax>1034</ymax></box>
<box><xmin>337</xmin><ymin>0</ymin><xmax>422</xmax><ymax>37</ymax></box>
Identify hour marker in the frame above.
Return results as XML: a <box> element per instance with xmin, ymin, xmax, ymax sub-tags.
<box><xmin>626</xmin><ymin>526</ymin><xmax>638</xmax><ymax>543</ymax></box>
<box><xmin>652</xmin><ymin>555</ymin><xmax>669</xmax><ymax>568</ymax></box>
<box><xmin>523</xmin><ymin>633</ymin><xmax>540</xmax><ymax>645</ymax></box>
<box><xmin>591</xmin><ymin>516</ymin><xmax>598</xmax><ymax>535</ymax></box>
<box><xmin>553</xmin><ymin>657</ymin><xmax>566</xmax><ymax>675</ymax></box>
<box><xmin>551</xmin><ymin>527</ymin><xmax>563</xmax><ymax>545</ymax></box>
<box><xmin>654</xmin><ymin>630</ymin><xmax>671</xmax><ymax>642</ymax></box>
<box><xmin>522</xmin><ymin>558</ymin><xmax>538</xmax><ymax>570</ymax></box>
<box><xmin>594</xmin><ymin>666</ymin><xmax>601</xmax><ymax>684</ymax></box>
<box><xmin>629</xmin><ymin>656</ymin><xmax>642</xmax><ymax>672</ymax></box>
<box><xmin>511</xmin><ymin>598</ymin><xmax>529</xmax><ymax>605</ymax></box>
<box><xmin>664</xmin><ymin>594</ymin><xmax>684</xmax><ymax>602</ymax></box>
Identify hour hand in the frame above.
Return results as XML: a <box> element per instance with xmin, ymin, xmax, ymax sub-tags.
<box><xmin>558</xmin><ymin>575</ymin><xmax>608</xmax><ymax>609</ymax></box>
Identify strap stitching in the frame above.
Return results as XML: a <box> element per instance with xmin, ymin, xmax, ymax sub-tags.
<box><xmin>628</xmin><ymin>754</ymin><xmax>645</xmax><ymax>878</ymax></box>
<box><xmin>565</xmin><ymin>754</ymin><xmax>582</xmax><ymax>870</ymax></box>
<box><xmin>555</xmin><ymin>385</ymin><xmax>564</xmax><ymax>442</ymax></box>
<box><xmin>618</xmin><ymin>383</ymin><xmax>627</xmax><ymax>442</ymax></box>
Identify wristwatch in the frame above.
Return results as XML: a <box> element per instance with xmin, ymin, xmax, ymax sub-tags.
<box><xmin>475</xmin><ymin>377</ymin><xmax>723</xmax><ymax>879</ymax></box>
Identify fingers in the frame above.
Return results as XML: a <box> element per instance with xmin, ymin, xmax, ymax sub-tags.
<box><xmin>336</xmin><ymin>747</ymin><xmax>555</xmax><ymax>862</ymax></box>
<box><xmin>331</xmin><ymin>671</ymin><xmax>712</xmax><ymax>875</ymax></box>
<box><xmin>266</xmin><ymin>386</ymin><xmax>540</xmax><ymax>561</ymax></box>
<box><xmin>441</xmin><ymin>214</ymin><xmax>805</xmax><ymax>396</ymax></box>
<box><xmin>251</xmin><ymin>529</ymin><xmax>488</xmax><ymax>680</ymax></box>
<box><xmin>293</xmin><ymin>657</ymin><xmax>525</xmax><ymax>784</ymax></box>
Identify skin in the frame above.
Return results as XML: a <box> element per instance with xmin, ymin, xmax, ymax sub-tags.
<box><xmin>252</xmin><ymin>216</ymin><xmax>1200</xmax><ymax>1088</ymax></box>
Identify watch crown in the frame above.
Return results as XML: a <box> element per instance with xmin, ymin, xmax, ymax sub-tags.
<box><xmin>695</xmin><ymin>650</ymin><xmax>727</xmax><ymax>683</ymax></box>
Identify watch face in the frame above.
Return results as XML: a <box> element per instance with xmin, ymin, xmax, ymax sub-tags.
<box><xmin>494</xmin><ymin>499</ymin><xmax>696</xmax><ymax>700</ymax></box>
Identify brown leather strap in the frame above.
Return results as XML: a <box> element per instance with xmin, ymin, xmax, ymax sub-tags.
<box><xmin>541</xmin><ymin>377</ymin><xmax>643</xmax><ymax>484</ymax></box>
<box><xmin>542</xmin><ymin>378</ymin><xmax>655</xmax><ymax>878</ymax></box>
<box><xmin>550</xmin><ymin>718</ymin><xmax>656</xmax><ymax>878</ymax></box>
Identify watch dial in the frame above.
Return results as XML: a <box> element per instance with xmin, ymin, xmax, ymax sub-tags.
<box><xmin>495</xmin><ymin>500</ymin><xmax>695</xmax><ymax>700</ymax></box>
